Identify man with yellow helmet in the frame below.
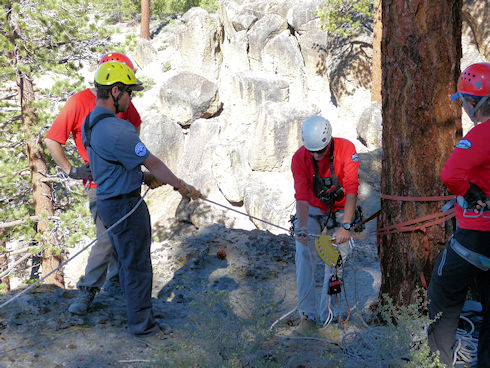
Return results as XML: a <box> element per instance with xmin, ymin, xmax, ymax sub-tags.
<box><xmin>82</xmin><ymin>61</ymin><xmax>203</xmax><ymax>342</ymax></box>
<box><xmin>45</xmin><ymin>53</ymin><xmax>141</xmax><ymax>314</ymax></box>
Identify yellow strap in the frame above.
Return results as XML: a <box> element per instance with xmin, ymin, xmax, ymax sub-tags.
<box><xmin>315</xmin><ymin>234</ymin><xmax>339</xmax><ymax>267</ymax></box>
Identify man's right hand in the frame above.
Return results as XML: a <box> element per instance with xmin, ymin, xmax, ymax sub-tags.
<box><xmin>176</xmin><ymin>180</ymin><xmax>203</xmax><ymax>200</ymax></box>
<box><xmin>68</xmin><ymin>163</ymin><xmax>93</xmax><ymax>181</ymax></box>
<box><xmin>295</xmin><ymin>228</ymin><xmax>309</xmax><ymax>246</ymax></box>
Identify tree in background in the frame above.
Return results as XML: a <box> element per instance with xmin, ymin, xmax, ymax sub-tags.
<box><xmin>141</xmin><ymin>0</ymin><xmax>151</xmax><ymax>39</ymax></box>
<box><xmin>0</xmin><ymin>0</ymin><xmax>112</xmax><ymax>289</ymax></box>
<box><xmin>379</xmin><ymin>0</ymin><xmax>462</xmax><ymax>305</ymax></box>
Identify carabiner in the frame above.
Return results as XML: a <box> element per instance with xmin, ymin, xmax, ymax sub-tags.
<box><xmin>462</xmin><ymin>208</ymin><xmax>484</xmax><ymax>218</ymax></box>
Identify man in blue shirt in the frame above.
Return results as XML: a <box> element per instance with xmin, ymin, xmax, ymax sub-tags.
<box><xmin>82</xmin><ymin>61</ymin><xmax>202</xmax><ymax>343</ymax></box>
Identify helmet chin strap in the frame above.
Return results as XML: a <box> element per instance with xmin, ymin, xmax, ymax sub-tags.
<box><xmin>461</xmin><ymin>95</ymin><xmax>488</xmax><ymax>125</ymax></box>
<box><xmin>112</xmin><ymin>86</ymin><xmax>128</xmax><ymax>113</ymax></box>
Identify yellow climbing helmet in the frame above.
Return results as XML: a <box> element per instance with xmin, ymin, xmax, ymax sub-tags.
<box><xmin>94</xmin><ymin>61</ymin><xmax>144</xmax><ymax>91</ymax></box>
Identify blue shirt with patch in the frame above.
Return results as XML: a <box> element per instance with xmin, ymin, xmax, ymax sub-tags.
<box><xmin>82</xmin><ymin>106</ymin><xmax>150</xmax><ymax>200</ymax></box>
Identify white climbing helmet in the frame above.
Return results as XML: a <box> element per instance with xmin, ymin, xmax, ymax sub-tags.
<box><xmin>301</xmin><ymin>116</ymin><xmax>332</xmax><ymax>151</ymax></box>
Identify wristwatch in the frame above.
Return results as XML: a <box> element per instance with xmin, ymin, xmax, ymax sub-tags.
<box><xmin>341</xmin><ymin>222</ymin><xmax>352</xmax><ymax>230</ymax></box>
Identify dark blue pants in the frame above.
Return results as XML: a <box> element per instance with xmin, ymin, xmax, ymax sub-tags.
<box><xmin>97</xmin><ymin>195</ymin><xmax>159</xmax><ymax>336</ymax></box>
<box><xmin>428</xmin><ymin>232</ymin><xmax>490</xmax><ymax>368</ymax></box>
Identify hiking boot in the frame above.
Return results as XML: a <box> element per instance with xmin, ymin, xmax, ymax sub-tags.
<box><xmin>101</xmin><ymin>276</ymin><xmax>123</xmax><ymax>298</ymax></box>
<box><xmin>295</xmin><ymin>315</ymin><xmax>317</xmax><ymax>336</ymax></box>
<box><xmin>68</xmin><ymin>287</ymin><xmax>97</xmax><ymax>315</ymax></box>
<box><xmin>134</xmin><ymin>329</ymin><xmax>169</xmax><ymax>349</ymax></box>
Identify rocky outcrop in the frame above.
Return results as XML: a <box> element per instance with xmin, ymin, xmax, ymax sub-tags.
<box><xmin>133</xmin><ymin>0</ymin><xmax>378</xmax><ymax>232</ymax></box>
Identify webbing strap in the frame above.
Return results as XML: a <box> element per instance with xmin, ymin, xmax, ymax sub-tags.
<box><xmin>83</xmin><ymin>112</ymin><xmax>121</xmax><ymax>166</ymax></box>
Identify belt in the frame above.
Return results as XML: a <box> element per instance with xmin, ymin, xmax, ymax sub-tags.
<box><xmin>108</xmin><ymin>187</ymin><xmax>141</xmax><ymax>200</ymax></box>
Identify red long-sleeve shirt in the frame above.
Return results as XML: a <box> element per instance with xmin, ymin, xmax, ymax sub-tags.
<box><xmin>291</xmin><ymin>138</ymin><xmax>360</xmax><ymax>213</ymax></box>
<box><xmin>45</xmin><ymin>88</ymin><xmax>142</xmax><ymax>188</ymax></box>
<box><xmin>440</xmin><ymin>119</ymin><xmax>490</xmax><ymax>231</ymax></box>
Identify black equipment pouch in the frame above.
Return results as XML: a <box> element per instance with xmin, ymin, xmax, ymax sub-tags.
<box><xmin>328</xmin><ymin>274</ymin><xmax>341</xmax><ymax>295</ymax></box>
<box><xmin>312</xmin><ymin>140</ymin><xmax>344</xmax><ymax>206</ymax></box>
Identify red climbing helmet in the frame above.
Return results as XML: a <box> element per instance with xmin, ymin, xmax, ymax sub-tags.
<box><xmin>451</xmin><ymin>62</ymin><xmax>490</xmax><ymax>100</ymax></box>
<box><xmin>98</xmin><ymin>52</ymin><xmax>135</xmax><ymax>72</ymax></box>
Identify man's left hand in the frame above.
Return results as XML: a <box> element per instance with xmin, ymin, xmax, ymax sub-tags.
<box><xmin>143</xmin><ymin>172</ymin><xmax>164</xmax><ymax>189</ymax></box>
<box><xmin>333</xmin><ymin>227</ymin><xmax>351</xmax><ymax>244</ymax></box>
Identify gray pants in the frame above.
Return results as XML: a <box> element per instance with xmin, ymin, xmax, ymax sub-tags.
<box><xmin>76</xmin><ymin>188</ymin><xmax>119</xmax><ymax>290</ymax></box>
<box><xmin>295</xmin><ymin>206</ymin><xmax>350</xmax><ymax>322</ymax></box>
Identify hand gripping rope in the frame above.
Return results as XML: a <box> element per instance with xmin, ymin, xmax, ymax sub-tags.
<box><xmin>0</xmin><ymin>188</ymin><xmax>151</xmax><ymax>310</ymax></box>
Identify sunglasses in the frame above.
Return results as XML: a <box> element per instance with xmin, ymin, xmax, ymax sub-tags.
<box><xmin>126</xmin><ymin>89</ymin><xmax>133</xmax><ymax>96</ymax></box>
<box><xmin>308</xmin><ymin>145</ymin><xmax>328</xmax><ymax>154</ymax></box>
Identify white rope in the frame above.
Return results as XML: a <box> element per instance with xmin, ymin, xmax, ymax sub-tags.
<box><xmin>0</xmin><ymin>187</ymin><xmax>150</xmax><ymax>310</ymax></box>
<box><xmin>453</xmin><ymin>315</ymin><xmax>478</xmax><ymax>367</ymax></box>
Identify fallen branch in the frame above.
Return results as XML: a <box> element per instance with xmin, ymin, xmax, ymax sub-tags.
<box><xmin>0</xmin><ymin>253</ymin><xmax>32</xmax><ymax>279</ymax></box>
<box><xmin>118</xmin><ymin>360</ymin><xmax>151</xmax><ymax>364</ymax></box>
<box><xmin>0</xmin><ymin>215</ymin><xmax>60</xmax><ymax>230</ymax></box>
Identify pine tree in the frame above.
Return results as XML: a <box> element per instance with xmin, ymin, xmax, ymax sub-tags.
<box><xmin>0</xmin><ymin>0</ymin><xmax>112</xmax><ymax>289</ymax></box>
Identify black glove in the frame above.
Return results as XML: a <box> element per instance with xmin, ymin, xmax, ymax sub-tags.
<box><xmin>463</xmin><ymin>182</ymin><xmax>488</xmax><ymax>210</ymax></box>
<box><xmin>68</xmin><ymin>163</ymin><xmax>93</xmax><ymax>181</ymax></box>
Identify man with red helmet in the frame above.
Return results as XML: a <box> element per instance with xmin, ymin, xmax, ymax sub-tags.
<box><xmin>44</xmin><ymin>52</ymin><xmax>143</xmax><ymax>314</ymax></box>
<box><xmin>428</xmin><ymin>62</ymin><xmax>490</xmax><ymax>368</ymax></box>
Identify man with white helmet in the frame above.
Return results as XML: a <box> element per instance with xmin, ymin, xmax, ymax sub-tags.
<box><xmin>291</xmin><ymin>115</ymin><xmax>360</xmax><ymax>334</ymax></box>
<box><xmin>428</xmin><ymin>62</ymin><xmax>490</xmax><ymax>368</ymax></box>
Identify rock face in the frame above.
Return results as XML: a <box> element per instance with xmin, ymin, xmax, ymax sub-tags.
<box><xmin>132</xmin><ymin>0</ymin><xmax>378</xmax><ymax>235</ymax></box>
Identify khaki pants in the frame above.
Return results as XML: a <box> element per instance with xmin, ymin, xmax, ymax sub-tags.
<box><xmin>76</xmin><ymin>188</ymin><xmax>119</xmax><ymax>290</ymax></box>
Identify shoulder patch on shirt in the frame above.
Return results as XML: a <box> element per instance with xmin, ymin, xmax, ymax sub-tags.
<box><xmin>134</xmin><ymin>142</ymin><xmax>147</xmax><ymax>157</ymax></box>
<box><xmin>351</xmin><ymin>153</ymin><xmax>359</xmax><ymax>162</ymax></box>
<box><xmin>456</xmin><ymin>139</ymin><xmax>472</xmax><ymax>149</ymax></box>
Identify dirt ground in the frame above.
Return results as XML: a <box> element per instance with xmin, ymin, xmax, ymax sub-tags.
<box><xmin>0</xmin><ymin>224</ymin><xmax>380</xmax><ymax>368</ymax></box>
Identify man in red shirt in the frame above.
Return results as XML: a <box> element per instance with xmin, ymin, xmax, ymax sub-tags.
<box><xmin>428</xmin><ymin>62</ymin><xmax>490</xmax><ymax>368</ymax></box>
<box><xmin>44</xmin><ymin>53</ymin><xmax>141</xmax><ymax>314</ymax></box>
<box><xmin>291</xmin><ymin>115</ymin><xmax>359</xmax><ymax>334</ymax></box>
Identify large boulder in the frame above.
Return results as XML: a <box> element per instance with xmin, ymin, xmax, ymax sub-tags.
<box><xmin>139</xmin><ymin>112</ymin><xmax>185</xmax><ymax>172</ymax></box>
<box><xmin>356</xmin><ymin>102</ymin><xmax>382</xmax><ymax>150</ymax></box>
<box><xmin>262</xmin><ymin>30</ymin><xmax>306</xmax><ymax>101</ymax></box>
<box><xmin>247</xmin><ymin>101</ymin><xmax>319</xmax><ymax>172</ymax></box>
<box><xmin>212</xmin><ymin>143</ymin><xmax>251</xmax><ymax>204</ymax></box>
<box><xmin>174</xmin><ymin>7</ymin><xmax>222</xmax><ymax>81</ymax></box>
<box><xmin>248</xmin><ymin>13</ymin><xmax>288</xmax><ymax>70</ymax></box>
<box><xmin>157</xmin><ymin>71</ymin><xmax>221</xmax><ymax>127</ymax></box>
<box><xmin>286</xmin><ymin>0</ymin><xmax>323</xmax><ymax>35</ymax></box>
<box><xmin>243</xmin><ymin>171</ymin><xmax>296</xmax><ymax>233</ymax></box>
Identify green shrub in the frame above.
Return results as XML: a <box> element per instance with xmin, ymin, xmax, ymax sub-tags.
<box><xmin>317</xmin><ymin>0</ymin><xmax>374</xmax><ymax>38</ymax></box>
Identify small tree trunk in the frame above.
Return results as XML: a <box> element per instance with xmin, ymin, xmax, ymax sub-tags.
<box><xmin>17</xmin><ymin>72</ymin><xmax>64</xmax><ymax>288</ymax></box>
<box><xmin>379</xmin><ymin>0</ymin><xmax>462</xmax><ymax>305</ymax></box>
<box><xmin>141</xmin><ymin>0</ymin><xmax>151</xmax><ymax>40</ymax></box>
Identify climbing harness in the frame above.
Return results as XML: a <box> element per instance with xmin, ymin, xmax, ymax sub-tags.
<box><xmin>450</xmin><ymin>237</ymin><xmax>490</xmax><ymax>271</ymax></box>
<box><xmin>0</xmin><ymin>188</ymin><xmax>150</xmax><ymax>310</ymax></box>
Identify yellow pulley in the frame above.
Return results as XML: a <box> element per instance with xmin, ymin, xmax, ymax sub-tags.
<box><xmin>315</xmin><ymin>234</ymin><xmax>339</xmax><ymax>267</ymax></box>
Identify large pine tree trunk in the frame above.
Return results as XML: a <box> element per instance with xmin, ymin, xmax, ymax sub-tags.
<box><xmin>379</xmin><ymin>0</ymin><xmax>462</xmax><ymax>304</ymax></box>
<box><xmin>371</xmin><ymin>0</ymin><xmax>382</xmax><ymax>102</ymax></box>
<box><xmin>17</xmin><ymin>72</ymin><xmax>64</xmax><ymax>288</ymax></box>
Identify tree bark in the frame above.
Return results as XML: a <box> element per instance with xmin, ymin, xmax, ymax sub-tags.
<box><xmin>379</xmin><ymin>0</ymin><xmax>462</xmax><ymax>305</ymax></box>
<box><xmin>371</xmin><ymin>0</ymin><xmax>382</xmax><ymax>102</ymax></box>
<box><xmin>141</xmin><ymin>0</ymin><xmax>151</xmax><ymax>40</ymax></box>
<box><xmin>17</xmin><ymin>72</ymin><xmax>64</xmax><ymax>288</ymax></box>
